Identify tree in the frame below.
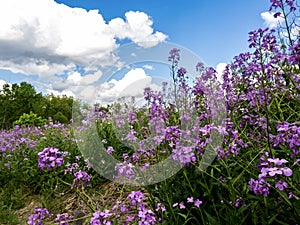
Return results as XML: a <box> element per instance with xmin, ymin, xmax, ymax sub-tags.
<box><xmin>0</xmin><ymin>82</ymin><xmax>75</xmax><ymax>129</ymax></box>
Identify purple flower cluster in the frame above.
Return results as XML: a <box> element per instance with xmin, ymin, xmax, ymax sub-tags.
<box><xmin>176</xmin><ymin>67</ymin><xmax>189</xmax><ymax>89</ymax></box>
<box><xmin>270</xmin><ymin>122</ymin><xmax>300</xmax><ymax>158</ymax></box>
<box><xmin>136</xmin><ymin>204</ymin><xmax>156</xmax><ymax>225</ymax></box>
<box><xmin>165</xmin><ymin>126</ymin><xmax>180</xmax><ymax>147</ymax></box>
<box><xmin>258</xmin><ymin>157</ymin><xmax>293</xmax><ymax>179</ymax></box>
<box><xmin>38</xmin><ymin>147</ymin><xmax>66</xmax><ymax>170</ymax></box>
<box><xmin>115</xmin><ymin>161</ymin><xmax>135</xmax><ymax>182</ymax></box>
<box><xmin>27</xmin><ymin>208</ymin><xmax>52</xmax><ymax>225</ymax></box>
<box><xmin>88</xmin><ymin>190</ymin><xmax>157</xmax><ymax>225</ymax></box>
<box><xmin>0</xmin><ymin>125</ymin><xmax>41</xmax><ymax>154</ymax></box>
<box><xmin>155</xmin><ymin>203</ymin><xmax>166</xmax><ymax>212</ymax></box>
<box><xmin>55</xmin><ymin>213</ymin><xmax>71</xmax><ymax>225</ymax></box>
<box><xmin>172</xmin><ymin>197</ymin><xmax>203</xmax><ymax>209</ymax></box>
<box><xmin>248</xmin><ymin>178</ymin><xmax>271</xmax><ymax>197</ymax></box>
<box><xmin>128</xmin><ymin>190</ymin><xmax>145</xmax><ymax>205</ymax></box>
<box><xmin>269</xmin><ymin>0</ymin><xmax>296</xmax><ymax>12</ymax></box>
<box><xmin>171</xmin><ymin>146</ymin><xmax>196</xmax><ymax>166</ymax></box>
<box><xmin>127</xmin><ymin>191</ymin><xmax>156</xmax><ymax>225</ymax></box>
<box><xmin>289</xmin><ymin>42</ymin><xmax>300</xmax><ymax>65</ymax></box>
<box><xmin>249</xmin><ymin>154</ymin><xmax>294</xmax><ymax>195</ymax></box>
<box><xmin>168</xmin><ymin>48</ymin><xmax>180</xmax><ymax>67</ymax></box>
<box><xmin>107</xmin><ymin>146</ymin><xmax>114</xmax><ymax>154</ymax></box>
<box><xmin>63</xmin><ymin>162</ymin><xmax>80</xmax><ymax>175</ymax></box>
<box><xmin>73</xmin><ymin>170</ymin><xmax>91</xmax><ymax>188</ymax></box>
<box><xmin>90</xmin><ymin>210</ymin><xmax>113</xmax><ymax>225</ymax></box>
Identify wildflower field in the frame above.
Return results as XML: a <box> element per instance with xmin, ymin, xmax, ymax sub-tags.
<box><xmin>1</xmin><ymin>1</ymin><xmax>300</xmax><ymax>224</ymax></box>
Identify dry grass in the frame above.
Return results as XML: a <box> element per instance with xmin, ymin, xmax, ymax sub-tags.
<box><xmin>12</xmin><ymin>181</ymin><xmax>151</xmax><ymax>225</ymax></box>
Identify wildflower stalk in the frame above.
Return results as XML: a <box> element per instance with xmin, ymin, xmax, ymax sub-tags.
<box><xmin>258</xmin><ymin>38</ymin><xmax>274</xmax><ymax>157</ymax></box>
<box><xmin>280</xmin><ymin>0</ymin><xmax>294</xmax><ymax>46</ymax></box>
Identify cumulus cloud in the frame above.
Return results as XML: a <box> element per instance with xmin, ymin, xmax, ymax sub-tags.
<box><xmin>0</xmin><ymin>0</ymin><xmax>167</xmax><ymax>92</ymax></box>
<box><xmin>95</xmin><ymin>68</ymin><xmax>157</xmax><ymax>105</ymax></box>
<box><xmin>109</xmin><ymin>11</ymin><xmax>167</xmax><ymax>48</ymax></box>
<box><xmin>66</xmin><ymin>70</ymin><xmax>103</xmax><ymax>85</ymax></box>
<box><xmin>216</xmin><ymin>62</ymin><xmax>227</xmax><ymax>84</ymax></box>
<box><xmin>46</xmin><ymin>89</ymin><xmax>75</xmax><ymax>98</ymax></box>
<box><xmin>0</xmin><ymin>0</ymin><xmax>110</xmax><ymax>76</ymax></box>
<box><xmin>261</xmin><ymin>12</ymin><xmax>284</xmax><ymax>28</ymax></box>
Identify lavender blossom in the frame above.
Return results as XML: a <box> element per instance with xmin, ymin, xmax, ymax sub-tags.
<box><xmin>27</xmin><ymin>208</ymin><xmax>52</xmax><ymax>225</ymax></box>
<box><xmin>38</xmin><ymin>147</ymin><xmax>65</xmax><ymax>170</ymax></box>
<box><xmin>73</xmin><ymin>170</ymin><xmax>91</xmax><ymax>188</ymax></box>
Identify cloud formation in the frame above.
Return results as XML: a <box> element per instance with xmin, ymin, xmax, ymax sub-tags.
<box><xmin>96</xmin><ymin>68</ymin><xmax>154</xmax><ymax>105</ymax></box>
<box><xmin>261</xmin><ymin>12</ymin><xmax>284</xmax><ymax>28</ymax></box>
<box><xmin>0</xmin><ymin>0</ymin><xmax>167</xmax><ymax>98</ymax></box>
<box><xmin>109</xmin><ymin>11</ymin><xmax>167</xmax><ymax>48</ymax></box>
<box><xmin>216</xmin><ymin>62</ymin><xmax>227</xmax><ymax>84</ymax></box>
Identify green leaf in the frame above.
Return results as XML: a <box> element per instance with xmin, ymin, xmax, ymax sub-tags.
<box><xmin>204</xmin><ymin>210</ymin><xmax>219</xmax><ymax>225</ymax></box>
<box><xmin>267</xmin><ymin>213</ymin><xmax>278</xmax><ymax>224</ymax></box>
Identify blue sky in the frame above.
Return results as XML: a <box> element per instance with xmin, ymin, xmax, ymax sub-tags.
<box><xmin>0</xmin><ymin>0</ymin><xmax>281</xmax><ymax>103</ymax></box>
<box><xmin>53</xmin><ymin>0</ymin><xmax>270</xmax><ymax>66</ymax></box>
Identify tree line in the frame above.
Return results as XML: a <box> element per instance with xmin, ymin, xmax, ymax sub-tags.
<box><xmin>0</xmin><ymin>82</ymin><xmax>75</xmax><ymax>129</ymax></box>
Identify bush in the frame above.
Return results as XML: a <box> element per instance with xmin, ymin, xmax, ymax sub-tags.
<box><xmin>13</xmin><ymin>112</ymin><xmax>48</xmax><ymax>127</ymax></box>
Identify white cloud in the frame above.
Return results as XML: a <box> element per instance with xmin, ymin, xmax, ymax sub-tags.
<box><xmin>42</xmin><ymin>68</ymin><xmax>156</xmax><ymax>104</ymax></box>
<box><xmin>0</xmin><ymin>80</ymin><xmax>11</xmax><ymax>90</ymax></box>
<box><xmin>109</xmin><ymin>11</ymin><xmax>167</xmax><ymax>48</ymax></box>
<box><xmin>46</xmin><ymin>89</ymin><xmax>75</xmax><ymax>98</ymax></box>
<box><xmin>67</xmin><ymin>72</ymin><xmax>82</xmax><ymax>84</ymax></box>
<box><xmin>290</xmin><ymin>26</ymin><xmax>300</xmax><ymax>38</ymax></box>
<box><xmin>0</xmin><ymin>0</ymin><xmax>167</xmax><ymax>81</ymax></box>
<box><xmin>95</xmin><ymin>68</ymin><xmax>155</xmax><ymax>105</ymax></box>
<box><xmin>41</xmin><ymin>69</ymin><xmax>103</xmax><ymax>101</ymax></box>
<box><xmin>143</xmin><ymin>65</ymin><xmax>154</xmax><ymax>70</ymax></box>
<box><xmin>216</xmin><ymin>62</ymin><xmax>227</xmax><ymax>83</ymax></box>
<box><xmin>261</xmin><ymin>12</ymin><xmax>284</xmax><ymax>28</ymax></box>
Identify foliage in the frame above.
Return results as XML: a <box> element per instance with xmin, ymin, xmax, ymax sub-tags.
<box><xmin>0</xmin><ymin>82</ymin><xmax>75</xmax><ymax>129</ymax></box>
<box><xmin>13</xmin><ymin>111</ymin><xmax>49</xmax><ymax>127</ymax></box>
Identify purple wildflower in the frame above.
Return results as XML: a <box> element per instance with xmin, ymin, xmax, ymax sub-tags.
<box><xmin>171</xmin><ymin>146</ymin><xmax>196</xmax><ymax>165</ymax></box>
<box><xmin>187</xmin><ymin>197</ymin><xmax>194</xmax><ymax>203</ymax></box>
<box><xmin>55</xmin><ymin>213</ymin><xmax>71</xmax><ymax>225</ymax></box>
<box><xmin>281</xmin><ymin>167</ymin><xmax>293</xmax><ymax>176</ymax></box>
<box><xmin>115</xmin><ymin>162</ymin><xmax>135</xmax><ymax>181</ymax></box>
<box><xmin>128</xmin><ymin>190</ymin><xmax>145</xmax><ymax>205</ymax></box>
<box><xmin>137</xmin><ymin>204</ymin><xmax>156</xmax><ymax>225</ymax></box>
<box><xmin>275</xmin><ymin>180</ymin><xmax>288</xmax><ymax>190</ymax></box>
<box><xmin>168</xmin><ymin>48</ymin><xmax>180</xmax><ymax>67</ymax></box>
<box><xmin>155</xmin><ymin>203</ymin><xmax>166</xmax><ymax>212</ymax></box>
<box><xmin>194</xmin><ymin>199</ymin><xmax>202</xmax><ymax>208</ymax></box>
<box><xmin>38</xmin><ymin>147</ymin><xmax>65</xmax><ymax>170</ymax></box>
<box><xmin>27</xmin><ymin>208</ymin><xmax>52</xmax><ymax>225</ymax></box>
<box><xmin>73</xmin><ymin>170</ymin><xmax>91</xmax><ymax>188</ymax></box>
<box><xmin>107</xmin><ymin>146</ymin><xmax>114</xmax><ymax>154</ymax></box>
<box><xmin>90</xmin><ymin>210</ymin><xmax>113</xmax><ymax>225</ymax></box>
<box><xmin>179</xmin><ymin>202</ymin><xmax>186</xmax><ymax>209</ymax></box>
<box><xmin>248</xmin><ymin>178</ymin><xmax>271</xmax><ymax>197</ymax></box>
<box><xmin>196</xmin><ymin>61</ymin><xmax>205</xmax><ymax>73</ymax></box>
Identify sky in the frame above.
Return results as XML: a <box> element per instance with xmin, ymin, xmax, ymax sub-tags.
<box><xmin>0</xmin><ymin>0</ymin><xmax>284</xmax><ymax>105</ymax></box>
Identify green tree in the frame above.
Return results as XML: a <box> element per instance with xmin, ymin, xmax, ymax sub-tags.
<box><xmin>43</xmin><ymin>94</ymin><xmax>74</xmax><ymax>123</ymax></box>
<box><xmin>13</xmin><ymin>112</ymin><xmax>48</xmax><ymax>127</ymax></box>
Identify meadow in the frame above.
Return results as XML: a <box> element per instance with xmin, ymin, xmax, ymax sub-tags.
<box><xmin>0</xmin><ymin>0</ymin><xmax>299</xmax><ymax>224</ymax></box>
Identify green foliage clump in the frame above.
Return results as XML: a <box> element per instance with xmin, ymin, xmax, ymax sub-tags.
<box><xmin>13</xmin><ymin>111</ymin><xmax>48</xmax><ymax>127</ymax></box>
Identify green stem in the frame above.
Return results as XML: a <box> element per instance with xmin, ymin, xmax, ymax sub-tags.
<box><xmin>280</xmin><ymin>0</ymin><xmax>293</xmax><ymax>47</ymax></box>
<box><xmin>258</xmin><ymin>39</ymin><xmax>273</xmax><ymax>157</ymax></box>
